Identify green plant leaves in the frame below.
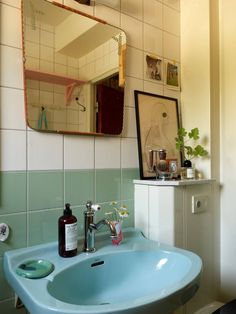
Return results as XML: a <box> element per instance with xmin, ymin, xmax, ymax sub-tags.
<box><xmin>188</xmin><ymin>128</ymin><xmax>200</xmax><ymax>140</ymax></box>
<box><xmin>177</xmin><ymin>127</ymin><xmax>187</xmax><ymax>138</ymax></box>
<box><xmin>193</xmin><ymin>144</ymin><xmax>208</xmax><ymax>157</ymax></box>
<box><xmin>185</xmin><ymin>146</ymin><xmax>194</xmax><ymax>159</ymax></box>
<box><xmin>175</xmin><ymin>127</ymin><xmax>186</xmax><ymax>150</ymax></box>
<box><xmin>175</xmin><ymin>127</ymin><xmax>208</xmax><ymax>160</ymax></box>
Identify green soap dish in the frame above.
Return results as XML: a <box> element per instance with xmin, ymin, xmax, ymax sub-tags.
<box><xmin>16</xmin><ymin>259</ymin><xmax>54</xmax><ymax>279</ymax></box>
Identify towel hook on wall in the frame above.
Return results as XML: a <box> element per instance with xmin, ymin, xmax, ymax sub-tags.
<box><xmin>75</xmin><ymin>97</ymin><xmax>86</xmax><ymax>112</ymax></box>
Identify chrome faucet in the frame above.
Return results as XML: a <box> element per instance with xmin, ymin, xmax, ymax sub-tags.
<box><xmin>83</xmin><ymin>201</ymin><xmax>117</xmax><ymax>252</ymax></box>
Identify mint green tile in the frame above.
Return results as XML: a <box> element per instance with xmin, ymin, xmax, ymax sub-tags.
<box><xmin>121</xmin><ymin>168</ymin><xmax>139</xmax><ymax>200</ymax></box>
<box><xmin>0</xmin><ymin>213</ymin><xmax>27</xmax><ymax>257</ymax></box>
<box><xmin>0</xmin><ymin>172</ymin><xmax>26</xmax><ymax>214</ymax></box>
<box><xmin>65</xmin><ymin>170</ymin><xmax>95</xmax><ymax>206</ymax></box>
<box><xmin>120</xmin><ymin>199</ymin><xmax>134</xmax><ymax>228</ymax></box>
<box><xmin>71</xmin><ymin>206</ymin><xmax>86</xmax><ymax>239</ymax></box>
<box><xmin>28</xmin><ymin>171</ymin><xmax>63</xmax><ymax>210</ymax></box>
<box><xmin>28</xmin><ymin>209</ymin><xmax>60</xmax><ymax>246</ymax></box>
<box><xmin>96</xmin><ymin>169</ymin><xmax>121</xmax><ymax>203</ymax></box>
<box><xmin>28</xmin><ymin>206</ymin><xmax>84</xmax><ymax>246</ymax></box>
<box><xmin>0</xmin><ymin>258</ymin><xmax>14</xmax><ymax>301</ymax></box>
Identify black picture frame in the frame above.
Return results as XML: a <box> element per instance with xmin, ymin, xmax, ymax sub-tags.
<box><xmin>134</xmin><ymin>90</ymin><xmax>181</xmax><ymax>179</ymax></box>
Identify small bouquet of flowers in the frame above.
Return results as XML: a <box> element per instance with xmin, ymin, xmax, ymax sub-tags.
<box><xmin>105</xmin><ymin>201</ymin><xmax>129</xmax><ymax>245</ymax></box>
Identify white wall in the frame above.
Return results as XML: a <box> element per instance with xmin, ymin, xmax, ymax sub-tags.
<box><xmin>181</xmin><ymin>0</ymin><xmax>236</xmax><ymax>303</ymax></box>
<box><xmin>180</xmin><ymin>0</ymin><xmax>211</xmax><ymax>179</ymax></box>
<box><xmin>219</xmin><ymin>0</ymin><xmax>236</xmax><ymax>301</ymax></box>
<box><xmin>180</xmin><ymin>0</ymin><xmax>221</xmax><ymax>303</ymax></box>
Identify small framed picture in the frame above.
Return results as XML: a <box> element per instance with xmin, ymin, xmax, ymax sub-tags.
<box><xmin>165</xmin><ymin>60</ymin><xmax>180</xmax><ymax>90</ymax></box>
<box><xmin>145</xmin><ymin>54</ymin><xmax>163</xmax><ymax>82</ymax></box>
<box><xmin>134</xmin><ymin>90</ymin><xmax>181</xmax><ymax>179</ymax></box>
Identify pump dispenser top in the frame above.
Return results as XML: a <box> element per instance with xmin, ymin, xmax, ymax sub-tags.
<box><xmin>64</xmin><ymin>203</ymin><xmax>72</xmax><ymax>215</ymax></box>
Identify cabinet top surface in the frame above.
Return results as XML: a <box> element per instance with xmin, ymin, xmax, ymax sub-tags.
<box><xmin>133</xmin><ymin>179</ymin><xmax>214</xmax><ymax>186</ymax></box>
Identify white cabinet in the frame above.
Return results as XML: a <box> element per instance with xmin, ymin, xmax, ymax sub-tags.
<box><xmin>134</xmin><ymin>179</ymin><xmax>218</xmax><ymax>314</ymax></box>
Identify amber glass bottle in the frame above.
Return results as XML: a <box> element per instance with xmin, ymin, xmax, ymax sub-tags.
<box><xmin>58</xmin><ymin>203</ymin><xmax>78</xmax><ymax>257</ymax></box>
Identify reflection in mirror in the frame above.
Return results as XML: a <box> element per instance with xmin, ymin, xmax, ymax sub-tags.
<box><xmin>22</xmin><ymin>0</ymin><xmax>126</xmax><ymax>135</ymax></box>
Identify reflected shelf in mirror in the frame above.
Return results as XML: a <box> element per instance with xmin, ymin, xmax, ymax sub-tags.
<box><xmin>24</xmin><ymin>69</ymin><xmax>87</xmax><ymax>86</ymax></box>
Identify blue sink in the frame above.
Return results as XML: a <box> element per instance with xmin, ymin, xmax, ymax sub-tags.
<box><xmin>4</xmin><ymin>228</ymin><xmax>202</xmax><ymax>314</ymax></box>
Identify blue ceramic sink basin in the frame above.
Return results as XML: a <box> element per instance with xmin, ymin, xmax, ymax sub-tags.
<box><xmin>4</xmin><ymin>228</ymin><xmax>202</xmax><ymax>314</ymax></box>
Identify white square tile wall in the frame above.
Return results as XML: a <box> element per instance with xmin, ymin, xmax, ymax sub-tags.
<box><xmin>144</xmin><ymin>0</ymin><xmax>163</xmax><ymax>29</ymax></box>
<box><xmin>95</xmin><ymin>137</ymin><xmax>121</xmax><ymax>169</ymax></box>
<box><xmin>121</xmin><ymin>0</ymin><xmax>143</xmax><ymax>20</ymax></box>
<box><xmin>27</xmin><ymin>132</ymin><xmax>63</xmax><ymax>170</ymax></box>
<box><xmin>121</xmin><ymin>14</ymin><xmax>143</xmax><ymax>50</ymax></box>
<box><xmin>78</xmin><ymin>37</ymin><xmax>119</xmax><ymax>81</ymax></box>
<box><xmin>163</xmin><ymin>5</ymin><xmax>180</xmax><ymax>36</ymax></box>
<box><xmin>0</xmin><ymin>130</ymin><xmax>26</xmax><ymax>171</ymax></box>
<box><xmin>0</xmin><ymin>45</ymin><xmax>24</xmax><ymax>89</ymax></box>
<box><xmin>64</xmin><ymin>136</ymin><xmax>95</xmax><ymax>170</ymax></box>
<box><xmin>0</xmin><ymin>0</ymin><xmax>180</xmax><ymax>172</ymax></box>
<box><xmin>1</xmin><ymin>3</ymin><xmax>22</xmax><ymax>48</ymax></box>
<box><xmin>121</xmin><ymin>138</ymin><xmax>139</xmax><ymax>168</ymax></box>
<box><xmin>95</xmin><ymin>5</ymin><xmax>120</xmax><ymax>26</ymax></box>
<box><xmin>144</xmin><ymin>24</ymin><xmax>163</xmax><ymax>57</ymax></box>
<box><xmin>0</xmin><ymin>87</ymin><xmax>26</xmax><ymax>130</ymax></box>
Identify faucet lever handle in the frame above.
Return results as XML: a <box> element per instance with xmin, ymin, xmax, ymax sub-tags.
<box><xmin>85</xmin><ymin>201</ymin><xmax>101</xmax><ymax>213</ymax></box>
<box><xmin>91</xmin><ymin>204</ymin><xmax>101</xmax><ymax>211</ymax></box>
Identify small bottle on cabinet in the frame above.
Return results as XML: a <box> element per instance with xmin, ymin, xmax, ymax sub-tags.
<box><xmin>58</xmin><ymin>203</ymin><xmax>77</xmax><ymax>257</ymax></box>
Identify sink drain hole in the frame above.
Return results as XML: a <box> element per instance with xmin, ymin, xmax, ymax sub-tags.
<box><xmin>99</xmin><ymin>302</ymin><xmax>110</xmax><ymax>305</ymax></box>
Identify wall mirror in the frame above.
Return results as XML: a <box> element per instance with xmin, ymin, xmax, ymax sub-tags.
<box><xmin>22</xmin><ymin>0</ymin><xmax>126</xmax><ymax>135</ymax></box>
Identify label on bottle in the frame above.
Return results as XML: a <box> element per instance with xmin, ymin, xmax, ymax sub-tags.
<box><xmin>65</xmin><ymin>222</ymin><xmax>78</xmax><ymax>251</ymax></box>
<box><xmin>186</xmin><ymin>167</ymin><xmax>195</xmax><ymax>179</ymax></box>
